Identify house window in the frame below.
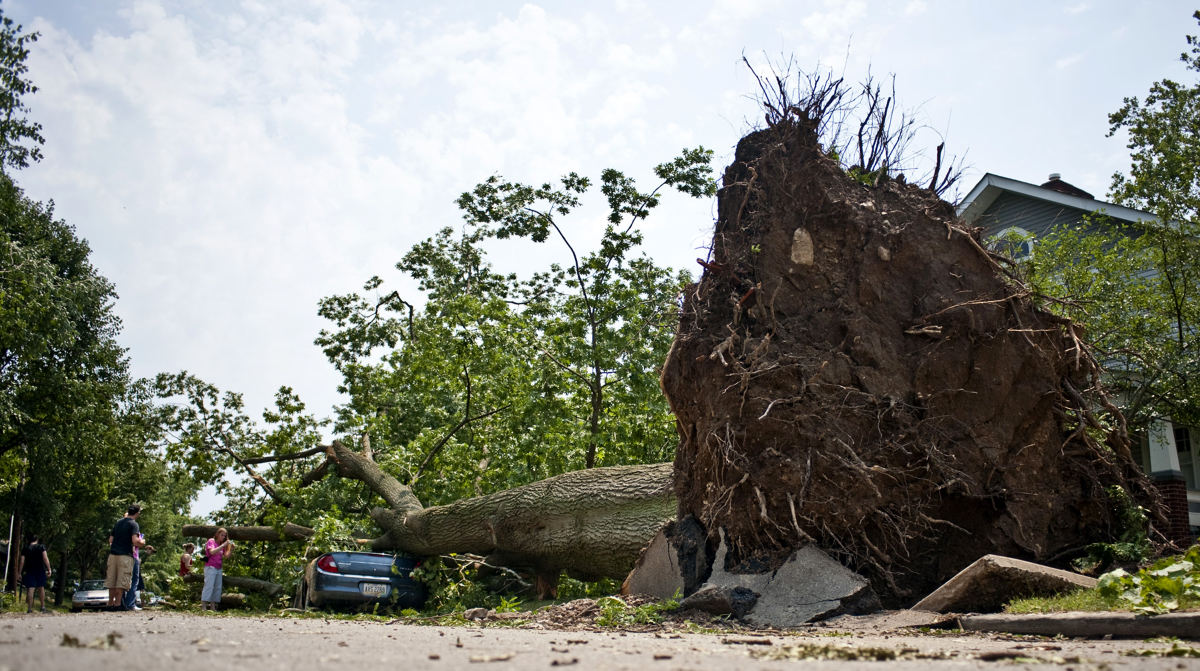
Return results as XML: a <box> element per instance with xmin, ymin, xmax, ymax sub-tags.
<box><xmin>1177</xmin><ymin>427</ymin><xmax>1197</xmax><ymax>490</ymax></box>
<box><xmin>1132</xmin><ymin>434</ymin><xmax>1151</xmax><ymax>474</ymax></box>
<box><xmin>989</xmin><ymin>226</ymin><xmax>1035</xmax><ymax>261</ymax></box>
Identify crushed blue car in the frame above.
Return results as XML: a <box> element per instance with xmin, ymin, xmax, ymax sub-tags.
<box><xmin>301</xmin><ymin>551</ymin><xmax>426</xmax><ymax>611</ymax></box>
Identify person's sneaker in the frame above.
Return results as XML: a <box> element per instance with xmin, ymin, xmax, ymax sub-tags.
<box><xmin>39</xmin><ymin>607</ymin><xmax>47</xmax><ymax>613</ymax></box>
<box><xmin>132</xmin><ymin>606</ymin><xmax>142</xmax><ymax>611</ymax></box>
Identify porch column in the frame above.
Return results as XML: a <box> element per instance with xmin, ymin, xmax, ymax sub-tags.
<box><xmin>1147</xmin><ymin>419</ymin><xmax>1192</xmax><ymax>547</ymax></box>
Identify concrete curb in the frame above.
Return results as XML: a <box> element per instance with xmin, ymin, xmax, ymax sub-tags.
<box><xmin>959</xmin><ymin>612</ymin><xmax>1200</xmax><ymax>639</ymax></box>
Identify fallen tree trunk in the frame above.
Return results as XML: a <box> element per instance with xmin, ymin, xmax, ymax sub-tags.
<box><xmin>218</xmin><ymin>593</ymin><xmax>246</xmax><ymax>609</ymax></box>
<box><xmin>372</xmin><ymin>463</ymin><xmax>674</xmax><ymax>579</ymax></box>
<box><xmin>182</xmin><ymin>523</ymin><xmax>314</xmax><ymax>542</ymax></box>
<box><xmin>182</xmin><ymin>573</ymin><xmax>284</xmax><ymax>597</ymax></box>
<box><xmin>327</xmin><ymin>441</ymin><xmax>674</xmax><ymax>581</ymax></box>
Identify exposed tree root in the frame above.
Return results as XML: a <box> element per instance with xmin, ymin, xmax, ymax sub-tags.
<box><xmin>662</xmin><ymin>92</ymin><xmax>1165</xmax><ymax>605</ymax></box>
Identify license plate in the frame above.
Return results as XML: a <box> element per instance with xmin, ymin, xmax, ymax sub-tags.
<box><xmin>360</xmin><ymin>583</ymin><xmax>388</xmax><ymax>597</ymax></box>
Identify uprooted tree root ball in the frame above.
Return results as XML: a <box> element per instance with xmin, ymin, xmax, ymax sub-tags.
<box><xmin>660</xmin><ymin>110</ymin><xmax>1165</xmax><ymax>606</ymax></box>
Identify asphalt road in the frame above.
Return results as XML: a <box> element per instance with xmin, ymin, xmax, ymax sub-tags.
<box><xmin>2</xmin><ymin>610</ymin><xmax>1199</xmax><ymax>670</ymax></box>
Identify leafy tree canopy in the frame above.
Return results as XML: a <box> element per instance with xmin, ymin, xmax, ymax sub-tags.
<box><xmin>0</xmin><ymin>10</ymin><xmax>42</xmax><ymax>170</ymax></box>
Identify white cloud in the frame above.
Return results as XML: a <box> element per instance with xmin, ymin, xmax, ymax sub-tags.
<box><xmin>904</xmin><ymin>1</ymin><xmax>928</xmax><ymax>16</ymax></box>
<box><xmin>801</xmin><ymin>0</ymin><xmax>867</xmax><ymax>42</ymax></box>
<box><xmin>7</xmin><ymin>0</ymin><xmax>1191</xmax><ymax>446</ymax></box>
<box><xmin>1064</xmin><ymin>3</ymin><xmax>1089</xmax><ymax>15</ymax></box>
<box><xmin>708</xmin><ymin>0</ymin><xmax>782</xmax><ymax>25</ymax></box>
<box><xmin>20</xmin><ymin>0</ymin><xmax>723</xmax><ymax>429</ymax></box>
<box><xmin>675</xmin><ymin>0</ymin><xmax>787</xmax><ymax>56</ymax></box>
<box><xmin>21</xmin><ymin>0</ymin><xmax>427</xmax><ymax>423</ymax></box>
<box><xmin>1055</xmin><ymin>53</ymin><xmax>1084</xmax><ymax>70</ymax></box>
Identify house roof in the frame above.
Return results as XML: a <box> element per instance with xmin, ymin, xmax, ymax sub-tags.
<box><xmin>1039</xmin><ymin>174</ymin><xmax>1094</xmax><ymax>199</ymax></box>
<box><xmin>956</xmin><ymin>173</ymin><xmax>1157</xmax><ymax>226</ymax></box>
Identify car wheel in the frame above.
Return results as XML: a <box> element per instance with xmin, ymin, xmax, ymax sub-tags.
<box><xmin>70</xmin><ymin>606</ymin><xmax>80</xmax><ymax>613</ymax></box>
<box><xmin>299</xmin><ymin>581</ymin><xmax>309</xmax><ymax>610</ymax></box>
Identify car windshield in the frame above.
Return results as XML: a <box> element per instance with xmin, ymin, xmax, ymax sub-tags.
<box><xmin>80</xmin><ymin>580</ymin><xmax>106</xmax><ymax>591</ymax></box>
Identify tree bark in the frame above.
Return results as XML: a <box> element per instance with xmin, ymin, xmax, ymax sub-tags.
<box><xmin>182</xmin><ymin>523</ymin><xmax>314</xmax><ymax>542</ymax></box>
<box><xmin>327</xmin><ymin>442</ymin><xmax>423</xmax><ymax>512</ymax></box>
<box><xmin>218</xmin><ymin>593</ymin><xmax>246</xmax><ymax>608</ymax></box>
<box><xmin>54</xmin><ymin>551</ymin><xmax>68</xmax><ymax>606</ymax></box>
<box><xmin>5</xmin><ymin>513</ymin><xmax>20</xmax><ymax>593</ymax></box>
<box><xmin>373</xmin><ymin>462</ymin><xmax>674</xmax><ymax>579</ymax></box>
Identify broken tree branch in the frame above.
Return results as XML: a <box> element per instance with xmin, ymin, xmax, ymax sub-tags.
<box><xmin>411</xmin><ymin>402</ymin><xmax>512</xmax><ymax>485</ymax></box>
<box><xmin>242</xmin><ymin>444</ymin><xmax>329</xmax><ymax>465</ymax></box>
<box><xmin>299</xmin><ymin>458</ymin><xmax>332</xmax><ymax>487</ymax></box>
<box><xmin>928</xmin><ymin>142</ymin><xmax>944</xmax><ymax>192</ymax></box>
<box><xmin>181</xmin><ymin>523</ymin><xmax>314</xmax><ymax>542</ymax></box>
<box><xmin>327</xmin><ymin>440</ymin><xmax>424</xmax><ymax>513</ymax></box>
<box><xmin>182</xmin><ymin>573</ymin><xmax>284</xmax><ymax>597</ymax></box>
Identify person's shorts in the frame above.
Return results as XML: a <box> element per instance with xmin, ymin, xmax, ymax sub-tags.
<box><xmin>22</xmin><ymin>572</ymin><xmax>46</xmax><ymax>588</ymax></box>
<box><xmin>105</xmin><ymin>554</ymin><xmax>134</xmax><ymax>590</ymax></box>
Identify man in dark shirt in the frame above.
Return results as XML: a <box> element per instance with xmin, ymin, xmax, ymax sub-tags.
<box><xmin>106</xmin><ymin>504</ymin><xmax>147</xmax><ymax>609</ymax></box>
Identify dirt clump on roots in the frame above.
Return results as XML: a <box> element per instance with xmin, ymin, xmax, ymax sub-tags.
<box><xmin>660</xmin><ymin>112</ymin><xmax>1163</xmax><ymax>606</ymax></box>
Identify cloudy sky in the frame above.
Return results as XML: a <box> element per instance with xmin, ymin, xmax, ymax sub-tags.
<box><xmin>6</xmin><ymin>1</ymin><xmax>1194</xmax><ymax>510</ymax></box>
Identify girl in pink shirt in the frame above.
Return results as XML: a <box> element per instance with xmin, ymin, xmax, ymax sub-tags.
<box><xmin>201</xmin><ymin>528</ymin><xmax>234</xmax><ymax>611</ymax></box>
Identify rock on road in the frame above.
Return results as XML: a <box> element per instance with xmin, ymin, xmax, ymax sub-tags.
<box><xmin>2</xmin><ymin>610</ymin><xmax>1198</xmax><ymax>670</ymax></box>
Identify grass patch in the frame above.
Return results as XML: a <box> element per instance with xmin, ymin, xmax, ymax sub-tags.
<box><xmin>0</xmin><ymin>593</ymin><xmax>64</xmax><ymax>614</ymax></box>
<box><xmin>1005</xmin><ymin>586</ymin><xmax>1200</xmax><ymax>614</ymax></box>
<box><xmin>1007</xmin><ymin>545</ymin><xmax>1200</xmax><ymax>614</ymax></box>
<box><xmin>1004</xmin><ymin>588</ymin><xmax>1121</xmax><ymax>614</ymax></box>
<box><xmin>1125</xmin><ymin>641</ymin><xmax>1200</xmax><ymax>658</ymax></box>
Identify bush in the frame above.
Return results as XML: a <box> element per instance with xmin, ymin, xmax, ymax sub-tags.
<box><xmin>594</xmin><ymin>595</ymin><xmax>679</xmax><ymax>627</ymax></box>
<box><xmin>1097</xmin><ymin>545</ymin><xmax>1200</xmax><ymax>614</ymax></box>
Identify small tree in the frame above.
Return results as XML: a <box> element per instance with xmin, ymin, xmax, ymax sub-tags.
<box><xmin>313</xmin><ymin>150</ymin><xmax>715</xmax><ymax>505</ymax></box>
<box><xmin>454</xmin><ymin>148</ymin><xmax>717</xmax><ymax>469</ymax></box>
<box><xmin>1028</xmin><ymin>11</ymin><xmax>1200</xmax><ymax>430</ymax></box>
<box><xmin>1026</xmin><ymin>219</ymin><xmax>1195</xmax><ymax>429</ymax></box>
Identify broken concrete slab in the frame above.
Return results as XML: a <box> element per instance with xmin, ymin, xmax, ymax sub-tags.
<box><xmin>699</xmin><ymin>536</ymin><xmax>880</xmax><ymax>628</ymax></box>
<box><xmin>462</xmin><ymin>607</ymin><xmax>491</xmax><ymax>621</ymax></box>
<box><xmin>814</xmin><ymin>609</ymin><xmax>959</xmax><ymax>633</ymax></box>
<box><xmin>912</xmin><ymin>555</ymin><xmax>1098</xmax><ymax>614</ymax></box>
<box><xmin>620</xmin><ymin>525</ymin><xmax>685</xmax><ymax>600</ymax></box>
<box><xmin>677</xmin><ymin>585</ymin><xmax>758</xmax><ymax>619</ymax></box>
<box><xmin>960</xmin><ymin>612</ymin><xmax>1200</xmax><ymax>639</ymax></box>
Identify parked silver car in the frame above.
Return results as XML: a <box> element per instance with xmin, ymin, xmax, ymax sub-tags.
<box><xmin>70</xmin><ymin>579</ymin><xmax>109</xmax><ymax>612</ymax></box>
<box><xmin>301</xmin><ymin>552</ymin><xmax>426</xmax><ymax>610</ymax></box>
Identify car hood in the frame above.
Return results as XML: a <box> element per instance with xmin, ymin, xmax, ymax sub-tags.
<box><xmin>73</xmin><ymin>589</ymin><xmax>108</xmax><ymax>598</ymax></box>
